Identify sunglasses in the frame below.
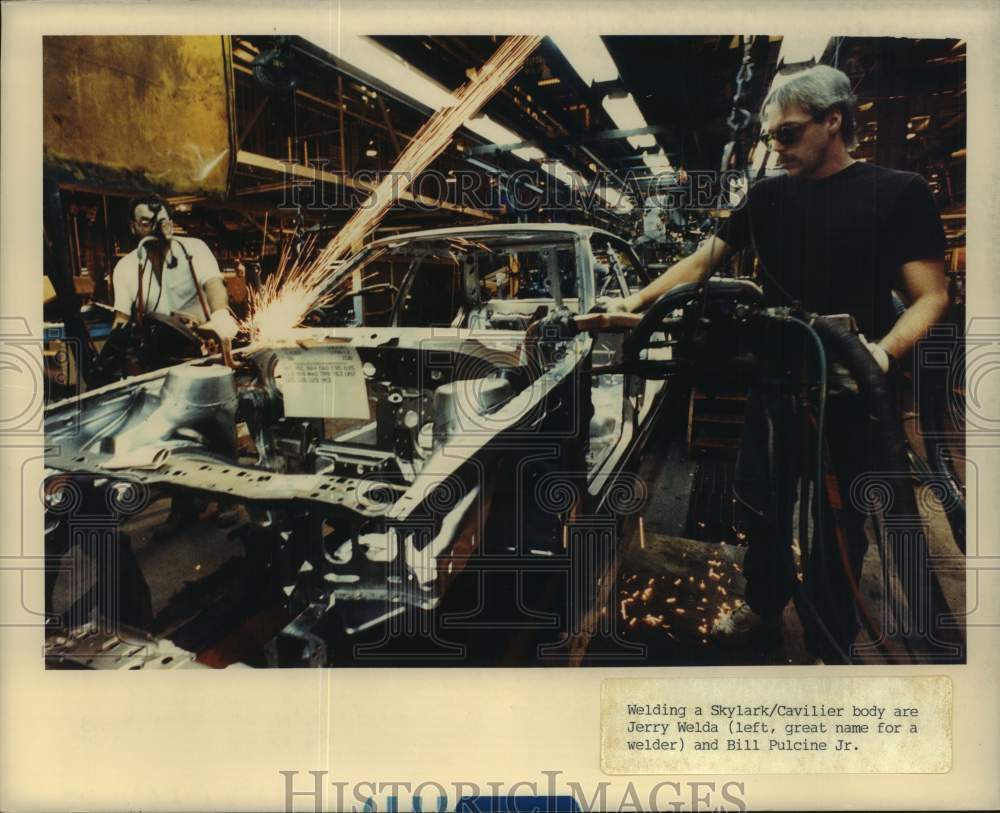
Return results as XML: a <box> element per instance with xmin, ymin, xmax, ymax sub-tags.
<box><xmin>759</xmin><ymin>119</ymin><xmax>815</xmax><ymax>150</ymax></box>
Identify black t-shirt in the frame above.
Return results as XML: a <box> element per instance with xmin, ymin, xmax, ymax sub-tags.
<box><xmin>718</xmin><ymin>161</ymin><xmax>946</xmax><ymax>338</ymax></box>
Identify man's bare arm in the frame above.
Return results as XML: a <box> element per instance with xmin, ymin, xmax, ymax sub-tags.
<box><xmin>620</xmin><ymin>235</ymin><xmax>734</xmax><ymax>313</ymax></box>
<box><xmin>877</xmin><ymin>259</ymin><xmax>949</xmax><ymax>359</ymax></box>
<box><xmin>203</xmin><ymin>277</ymin><xmax>229</xmax><ymax>315</ymax></box>
<box><xmin>573</xmin><ymin>311</ymin><xmax>644</xmax><ymax>333</ymax></box>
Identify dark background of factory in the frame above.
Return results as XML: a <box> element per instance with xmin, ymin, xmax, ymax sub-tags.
<box><xmin>42</xmin><ymin>35</ymin><xmax>966</xmax><ymax>668</ymax></box>
<box><xmin>44</xmin><ymin>36</ymin><xmax>965</xmax><ymax>328</ymax></box>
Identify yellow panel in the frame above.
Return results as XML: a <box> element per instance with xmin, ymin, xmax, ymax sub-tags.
<box><xmin>43</xmin><ymin>35</ymin><xmax>235</xmax><ymax>197</ymax></box>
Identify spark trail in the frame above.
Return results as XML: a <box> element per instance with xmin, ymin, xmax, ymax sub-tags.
<box><xmin>247</xmin><ymin>35</ymin><xmax>543</xmax><ymax>340</ymax></box>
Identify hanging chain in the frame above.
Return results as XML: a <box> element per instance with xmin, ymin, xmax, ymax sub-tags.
<box><xmin>726</xmin><ymin>35</ymin><xmax>756</xmax><ymax>133</ymax></box>
<box><xmin>720</xmin><ymin>35</ymin><xmax>756</xmax><ymax>174</ymax></box>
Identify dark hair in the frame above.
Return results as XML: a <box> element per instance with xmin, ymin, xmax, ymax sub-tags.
<box><xmin>762</xmin><ymin>65</ymin><xmax>858</xmax><ymax>150</ymax></box>
<box><xmin>127</xmin><ymin>193</ymin><xmax>172</xmax><ymax>223</ymax></box>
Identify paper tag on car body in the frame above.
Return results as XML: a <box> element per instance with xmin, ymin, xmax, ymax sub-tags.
<box><xmin>275</xmin><ymin>347</ymin><xmax>370</xmax><ymax>419</ymax></box>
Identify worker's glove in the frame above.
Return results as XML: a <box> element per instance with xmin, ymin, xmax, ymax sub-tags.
<box><xmin>201</xmin><ymin>309</ymin><xmax>240</xmax><ymax>340</ymax></box>
<box><xmin>859</xmin><ymin>334</ymin><xmax>891</xmax><ymax>374</ymax></box>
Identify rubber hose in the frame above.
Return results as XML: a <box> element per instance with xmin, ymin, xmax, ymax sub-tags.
<box><xmin>808</xmin><ymin>318</ymin><xmax>913</xmax><ymax>514</ymax></box>
<box><xmin>809</xmin><ymin>317</ymin><xmax>950</xmax><ymax>652</ymax></box>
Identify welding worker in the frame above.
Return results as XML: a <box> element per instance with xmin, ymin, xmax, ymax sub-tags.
<box><xmin>111</xmin><ymin>194</ymin><xmax>240</xmax><ymax>539</ymax></box>
<box><xmin>111</xmin><ymin>194</ymin><xmax>239</xmax><ymax>343</ymax></box>
<box><xmin>585</xmin><ymin>65</ymin><xmax>949</xmax><ymax>659</ymax></box>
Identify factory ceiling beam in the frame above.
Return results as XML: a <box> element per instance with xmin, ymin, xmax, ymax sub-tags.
<box><xmin>370</xmin><ymin>36</ymin><xmax>634</xmax><ymax>187</ymax></box>
<box><xmin>424</xmin><ymin>35</ymin><xmax>578</xmax><ymax>150</ymax></box>
<box><xmin>234</xmin><ymin>57</ymin><xmax>488</xmax><ymax>162</ymax></box>
<box><xmin>284</xmin><ymin>37</ymin><xmax>528</xmax><ymax>158</ymax></box>
<box><xmin>467</xmin><ymin>123</ymin><xmax>674</xmax><ymax>156</ymax></box>
<box><xmin>235</xmin><ymin>150</ymin><xmax>495</xmax><ymax>221</ymax></box>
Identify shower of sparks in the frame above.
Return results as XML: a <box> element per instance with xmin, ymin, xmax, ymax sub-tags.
<box><xmin>243</xmin><ymin>238</ymin><xmax>390</xmax><ymax>338</ymax></box>
<box><xmin>617</xmin><ymin>555</ymin><xmax>747</xmax><ymax>646</ymax></box>
<box><xmin>244</xmin><ymin>35</ymin><xmax>543</xmax><ymax>341</ymax></box>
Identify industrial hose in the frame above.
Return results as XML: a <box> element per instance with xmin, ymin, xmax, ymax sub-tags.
<box><xmin>810</xmin><ymin>317</ymin><xmax>910</xmax><ymax>499</ymax></box>
<box><xmin>809</xmin><ymin>316</ymin><xmax>950</xmax><ymax>657</ymax></box>
<box><xmin>757</xmin><ymin>313</ymin><xmax>861</xmax><ymax>664</ymax></box>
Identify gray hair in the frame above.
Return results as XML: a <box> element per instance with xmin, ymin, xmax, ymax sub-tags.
<box><xmin>762</xmin><ymin>65</ymin><xmax>858</xmax><ymax>150</ymax></box>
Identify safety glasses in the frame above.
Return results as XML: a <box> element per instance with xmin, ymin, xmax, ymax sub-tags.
<box><xmin>759</xmin><ymin>119</ymin><xmax>814</xmax><ymax>150</ymax></box>
<box><xmin>135</xmin><ymin>214</ymin><xmax>172</xmax><ymax>230</ymax></box>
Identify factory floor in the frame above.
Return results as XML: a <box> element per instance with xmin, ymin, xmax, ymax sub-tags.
<box><xmin>597</xmin><ymin>392</ymin><xmax>966</xmax><ymax>666</ymax></box>
<box><xmin>54</xmin><ymin>489</ymin><xmax>964</xmax><ymax>669</ymax></box>
<box><xmin>601</xmin><ymin>513</ymin><xmax>964</xmax><ymax>666</ymax></box>
<box><xmin>50</xmin><ymin>399</ymin><xmax>966</xmax><ymax>668</ymax></box>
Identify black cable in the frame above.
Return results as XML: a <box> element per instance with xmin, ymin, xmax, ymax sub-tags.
<box><xmin>139</xmin><ymin>251</ymin><xmax>164</xmax><ymax>316</ymax></box>
<box><xmin>746</xmin><ymin>309</ymin><xmax>895</xmax><ymax>663</ymax></box>
<box><xmin>809</xmin><ymin>316</ymin><xmax>956</xmax><ymax>661</ymax></box>
<box><xmin>788</xmin><ymin>316</ymin><xmax>828</xmax><ymax>565</ymax></box>
<box><xmin>790</xmin><ymin>580</ymin><xmax>854</xmax><ymax>664</ymax></box>
<box><xmin>786</xmin><ymin>315</ymin><xmax>897</xmax><ymax>660</ymax></box>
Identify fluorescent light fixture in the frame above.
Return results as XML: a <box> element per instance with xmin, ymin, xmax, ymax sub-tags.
<box><xmin>603</xmin><ymin>93</ymin><xmax>647</xmax><ymax>132</ymax></box>
<box><xmin>643</xmin><ymin>150</ymin><xmax>672</xmax><ymax>171</ymax></box>
<box><xmin>301</xmin><ymin>35</ymin><xmax>458</xmax><ymax>111</ymax></box>
<box><xmin>305</xmin><ymin>36</ymin><xmax>558</xmax><ymax>175</ymax></box>
<box><xmin>551</xmin><ymin>34</ymin><xmax>618</xmax><ymax>85</ymax></box>
<box><xmin>595</xmin><ymin>185</ymin><xmax>633</xmax><ymax>213</ymax></box>
<box><xmin>628</xmin><ymin>132</ymin><xmax>657</xmax><ymax>150</ymax></box>
<box><xmin>542</xmin><ymin>160</ymin><xmax>584</xmax><ymax>190</ymax></box>
<box><xmin>777</xmin><ymin>35</ymin><xmax>831</xmax><ymax>65</ymax></box>
<box><xmin>466</xmin><ymin>157</ymin><xmax>504</xmax><ymax>174</ymax></box>
<box><xmin>464</xmin><ymin>114</ymin><xmax>523</xmax><ymax>146</ymax></box>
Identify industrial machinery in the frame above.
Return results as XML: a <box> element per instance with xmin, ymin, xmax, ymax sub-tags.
<box><xmin>43</xmin><ymin>224</ymin><xmax>671</xmax><ymax>667</ymax></box>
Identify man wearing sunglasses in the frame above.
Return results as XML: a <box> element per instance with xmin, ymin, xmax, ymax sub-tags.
<box><xmin>597</xmin><ymin>65</ymin><xmax>949</xmax><ymax>659</ymax></box>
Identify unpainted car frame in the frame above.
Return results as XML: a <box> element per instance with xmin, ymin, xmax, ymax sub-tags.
<box><xmin>44</xmin><ymin>224</ymin><xmax>673</xmax><ymax>667</ymax></box>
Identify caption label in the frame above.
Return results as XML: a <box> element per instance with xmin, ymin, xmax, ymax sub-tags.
<box><xmin>601</xmin><ymin>676</ymin><xmax>951</xmax><ymax>774</ymax></box>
